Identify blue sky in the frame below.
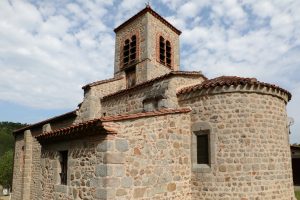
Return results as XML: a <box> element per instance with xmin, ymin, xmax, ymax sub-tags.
<box><xmin>0</xmin><ymin>0</ymin><xmax>299</xmax><ymax>143</ymax></box>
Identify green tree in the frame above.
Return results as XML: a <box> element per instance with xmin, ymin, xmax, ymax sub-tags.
<box><xmin>0</xmin><ymin>150</ymin><xmax>13</xmax><ymax>189</ymax></box>
<box><xmin>0</xmin><ymin>121</ymin><xmax>27</xmax><ymax>157</ymax></box>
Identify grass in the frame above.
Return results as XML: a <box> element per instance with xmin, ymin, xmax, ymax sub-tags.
<box><xmin>296</xmin><ymin>191</ymin><xmax>300</xmax><ymax>200</ymax></box>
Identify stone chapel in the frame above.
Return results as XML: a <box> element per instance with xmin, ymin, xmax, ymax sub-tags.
<box><xmin>12</xmin><ymin>5</ymin><xmax>296</xmax><ymax>200</ymax></box>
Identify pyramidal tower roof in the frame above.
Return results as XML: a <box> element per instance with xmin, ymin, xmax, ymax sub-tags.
<box><xmin>114</xmin><ymin>5</ymin><xmax>181</xmax><ymax>35</ymax></box>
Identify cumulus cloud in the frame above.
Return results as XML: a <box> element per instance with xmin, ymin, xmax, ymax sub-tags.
<box><xmin>0</xmin><ymin>0</ymin><xmax>115</xmax><ymax>109</ymax></box>
<box><xmin>0</xmin><ymin>0</ymin><xmax>299</xmax><ymax>143</ymax></box>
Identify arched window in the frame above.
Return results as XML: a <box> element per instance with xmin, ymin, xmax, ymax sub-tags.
<box><xmin>159</xmin><ymin>36</ymin><xmax>172</xmax><ymax>68</ymax></box>
<box><xmin>123</xmin><ymin>35</ymin><xmax>137</xmax><ymax>67</ymax></box>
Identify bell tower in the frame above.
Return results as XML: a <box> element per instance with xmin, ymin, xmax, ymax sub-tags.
<box><xmin>113</xmin><ymin>5</ymin><xmax>181</xmax><ymax>87</ymax></box>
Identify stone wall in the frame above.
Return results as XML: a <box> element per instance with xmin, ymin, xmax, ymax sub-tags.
<box><xmin>11</xmin><ymin>134</ymin><xmax>24</xmax><ymax>200</ymax></box>
<box><xmin>101</xmin><ymin>75</ymin><xmax>203</xmax><ymax>116</ymax></box>
<box><xmin>114</xmin><ymin>11</ymin><xmax>180</xmax><ymax>85</ymax></box>
<box><xmin>146</xmin><ymin>62</ymin><xmax>171</xmax><ymax>81</ymax></box>
<box><xmin>76</xmin><ymin>77</ymin><xmax>126</xmax><ymax>122</ymax></box>
<box><xmin>114</xmin><ymin>14</ymin><xmax>146</xmax><ymax>77</ymax></box>
<box><xmin>147</xmin><ymin>12</ymin><xmax>180</xmax><ymax>72</ymax></box>
<box><xmin>38</xmin><ymin>111</ymin><xmax>192</xmax><ymax>199</ymax></box>
<box><xmin>114</xmin><ymin>13</ymin><xmax>154</xmax><ymax>85</ymax></box>
<box><xmin>30</xmin><ymin>138</ymin><xmax>42</xmax><ymax>199</ymax></box>
<box><xmin>49</xmin><ymin>118</ymin><xmax>76</xmax><ymax>133</ymax></box>
<box><xmin>179</xmin><ymin>89</ymin><xmax>295</xmax><ymax>200</ymax></box>
<box><xmin>11</xmin><ymin>130</ymin><xmax>38</xmax><ymax>200</ymax></box>
<box><xmin>40</xmin><ymin>134</ymin><xmax>113</xmax><ymax>199</ymax></box>
<box><xmin>102</xmin><ymin>112</ymin><xmax>192</xmax><ymax>199</ymax></box>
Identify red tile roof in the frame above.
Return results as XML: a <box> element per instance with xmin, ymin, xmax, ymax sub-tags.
<box><xmin>114</xmin><ymin>5</ymin><xmax>181</xmax><ymax>35</ymax></box>
<box><xmin>36</xmin><ymin>118</ymin><xmax>102</xmax><ymax>141</ymax></box>
<box><xmin>102</xmin><ymin>71</ymin><xmax>206</xmax><ymax>101</ymax></box>
<box><xmin>177</xmin><ymin>76</ymin><xmax>292</xmax><ymax>100</ymax></box>
<box><xmin>13</xmin><ymin>110</ymin><xmax>77</xmax><ymax>134</ymax></box>
<box><xmin>82</xmin><ymin>76</ymin><xmax>124</xmax><ymax>89</ymax></box>
<box><xmin>35</xmin><ymin>108</ymin><xmax>191</xmax><ymax>140</ymax></box>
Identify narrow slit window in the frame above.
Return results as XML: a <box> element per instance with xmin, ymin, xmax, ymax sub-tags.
<box><xmin>196</xmin><ymin>134</ymin><xmax>209</xmax><ymax>164</ymax></box>
<box><xmin>59</xmin><ymin>151</ymin><xmax>68</xmax><ymax>185</ymax></box>
<box><xmin>159</xmin><ymin>36</ymin><xmax>165</xmax><ymax>64</ymax></box>
<box><xmin>123</xmin><ymin>39</ymin><xmax>130</xmax><ymax>66</ymax></box>
<box><xmin>130</xmin><ymin>35</ymin><xmax>136</xmax><ymax>62</ymax></box>
<box><xmin>166</xmin><ymin>40</ymin><xmax>171</xmax><ymax>67</ymax></box>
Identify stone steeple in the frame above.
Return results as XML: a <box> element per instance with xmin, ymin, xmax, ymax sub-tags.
<box><xmin>113</xmin><ymin>6</ymin><xmax>181</xmax><ymax>87</ymax></box>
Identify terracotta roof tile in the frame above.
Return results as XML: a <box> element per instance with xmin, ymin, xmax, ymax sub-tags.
<box><xmin>114</xmin><ymin>5</ymin><xmax>181</xmax><ymax>35</ymax></box>
<box><xmin>102</xmin><ymin>71</ymin><xmax>205</xmax><ymax>100</ymax></box>
<box><xmin>82</xmin><ymin>76</ymin><xmax>124</xmax><ymax>89</ymax></box>
<box><xmin>36</xmin><ymin>118</ymin><xmax>102</xmax><ymax>141</ymax></box>
<box><xmin>177</xmin><ymin>76</ymin><xmax>292</xmax><ymax>100</ymax></box>
<box><xmin>13</xmin><ymin>110</ymin><xmax>77</xmax><ymax>134</ymax></box>
<box><xmin>35</xmin><ymin>108</ymin><xmax>191</xmax><ymax>140</ymax></box>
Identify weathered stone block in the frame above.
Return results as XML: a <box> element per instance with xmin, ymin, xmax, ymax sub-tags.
<box><xmin>54</xmin><ymin>185</ymin><xmax>68</xmax><ymax>193</ymax></box>
<box><xmin>116</xmin><ymin>188</ymin><xmax>127</xmax><ymax>196</ymax></box>
<box><xmin>115</xmin><ymin>139</ymin><xmax>129</xmax><ymax>152</ymax></box>
<box><xmin>167</xmin><ymin>183</ymin><xmax>176</xmax><ymax>192</ymax></box>
<box><xmin>96</xmin><ymin>141</ymin><xmax>114</xmax><ymax>152</ymax></box>
<box><xmin>95</xmin><ymin>164</ymin><xmax>112</xmax><ymax>177</ymax></box>
<box><xmin>133</xmin><ymin>187</ymin><xmax>146</xmax><ymax>198</ymax></box>
<box><xmin>121</xmin><ymin>177</ymin><xmax>133</xmax><ymax>188</ymax></box>
<box><xmin>219</xmin><ymin>165</ymin><xmax>226</xmax><ymax>172</ymax></box>
<box><xmin>103</xmin><ymin>177</ymin><xmax>120</xmax><ymax>187</ymax></box>
<box><xmin>90</xmin><ymin>177</ymin><xmax>103</xmax><ymax>187</ymax></box>
<box><xmin>104</xmin><ymin>153</ymin><xmax>125</xmax><ymax>164</ymax></box>
<box><xmin>95</xmin><ymin>188</ymin><xmax>106</xmax><ymax>199</ymax></box>
<box><xmin>114</xmin><ymin>165</ymin><xmax>125</xmax><ymax>177</ymax></box>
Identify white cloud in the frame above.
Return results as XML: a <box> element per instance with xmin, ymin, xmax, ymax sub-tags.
<box><xmin>161</xmin><ymin>0</ymin><xmax>188</xmax><ymax>10</ymax></box>
<box><xmin>178</xmin><ymin>2</ymin><xmax>200</xmax><ymax>19</ymax></box>
<box><xmin>288</xmin><ymin>83</ymin><xmax>300</xmax><ymax>144</ymax></box>
<box><xmin>0</xmin><ymin>0</ymin><xmax>115</xmax><ymax>109</ymax></box>
<box><xmin>251</xmin><ymin>1</ymin><xmax>277</xmax><ymax>18</ymax></box>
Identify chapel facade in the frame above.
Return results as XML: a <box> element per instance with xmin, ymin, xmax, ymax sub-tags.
<box><xmin>12</xmin><ymin>6</ymin><xmax>296</xmax><ymax>200</ymax></box>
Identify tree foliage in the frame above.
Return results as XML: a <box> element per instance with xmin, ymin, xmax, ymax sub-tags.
<box><xmin>0</xmin><ymin>122</ymin><xmax>27</xmax><ymax>157</ymax></box>
<box><xmin>0</xmin><ymin>150</ymin><xmax>13</xmax><ymax>188</ymax></box>
<box><xmin>0</xmin><ymin>122</ymin><xmax>27</xmax><ymax>189</ymax></box>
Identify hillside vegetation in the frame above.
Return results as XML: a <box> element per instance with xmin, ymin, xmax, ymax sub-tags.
<box><xmin>0</xmin><ymin>122</ymin><xmax>27</xmax><ymax>189</ymax></box>
<box><xmin>0</xmin><ymin>122</ymin><xmax>26</xmax><ymax>157</ymax></box>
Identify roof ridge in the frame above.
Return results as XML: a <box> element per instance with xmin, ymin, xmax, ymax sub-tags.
<box><xmin>82</xmin><ymin>76</ymin><xmax>124</xmax><ymax>89</ymax></box>
<box><xmin>101</xmin><ymin>71</ymin><xmax>205</xmax><ymax>100</ymax></box>
<box><xmin>13</xmin><ymin>109</ymin><xmax>78</xmax><ymax>134</ymax></box>
<box><xmin>101</xmin><ymin>107</ymin><xmax>192</xmax><ymax>121</ymax></box>
<box><xmin>114</xmin><ymin>5</ymin><xmax>181</xmax><ymax>35</ymax></box>
<box><xmin>36</xmin><ymin>118</ymin><xmax>102</xmax><ymax>140</ymax></box>
<box><xmin>177</xmin><ymin>75</ymin><xmax>291</xmax><ymax>100</ymax></box>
